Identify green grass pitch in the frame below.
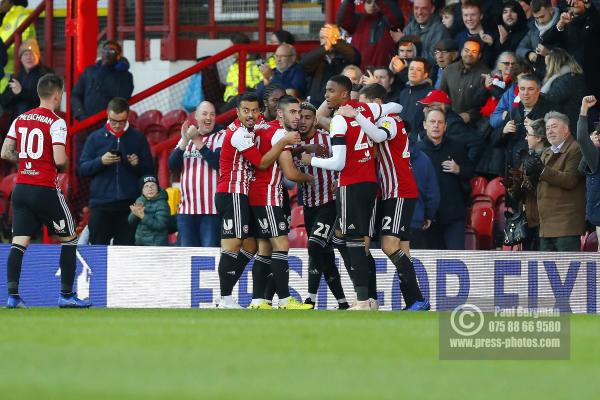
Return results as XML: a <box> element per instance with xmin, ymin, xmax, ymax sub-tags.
<box><xmin>0</xmin><ymin>309</ymin><xmax>599</xmax><ymax>399</ymax></box>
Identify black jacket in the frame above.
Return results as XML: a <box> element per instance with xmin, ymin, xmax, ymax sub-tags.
<box><xmin>543</xmin><ymin>72</ymin><xmax>588</xmax><ymax>134</ymax></box>
<box><xmin>0</xmin><ymin>64</ymin><xmax>53</xmax><ymax>121</ymax></box>
<box><xmin>418</xmin><ymin>135</ymin><xmax>474</xmax><ymax>224</ymax></box>
<box><xmin>492</xmin><ymin>95</ymin><xmax>556</xmax><ymax>169</ymax></box>
<box><xmin>541</xmin><ymin>3</ymin><xmax>600</xmax><ymax>98</ymax></box>
<box><xmin>78</xmin><ymin>125</ymin><xmax>154</xmax><ymax>207</ymax></box>
<box><xmin>302</xmin><ymin>41</ymin><xmax>361</xmax><ymax>107</ymax></box>
<box><xmin>395</xmin><ymin>81</ymin><xmax>432</xmax><ymax>133</ymax></box>
<box><xmin>71</xmin><ymin>58</ymin><xmax>134</xmax><ymax>121</ymax></box>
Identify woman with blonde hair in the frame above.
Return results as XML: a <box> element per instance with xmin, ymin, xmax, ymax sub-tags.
<box><xmin>541</xmin><ymin>48</ymin><xmax>588</xmax><ymax>133</ymax></box>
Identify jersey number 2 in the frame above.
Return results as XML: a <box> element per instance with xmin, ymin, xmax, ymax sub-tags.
<box><xmin>18</xmin><ymin>127</ymin><xmax>44</xmax><ymax>160</ymax></box>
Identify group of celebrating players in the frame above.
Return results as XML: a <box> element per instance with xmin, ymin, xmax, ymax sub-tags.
<box><xmin>214</xmin><ymin>74</ymin><xmax>429</xmax><ymax>311</ymax></box>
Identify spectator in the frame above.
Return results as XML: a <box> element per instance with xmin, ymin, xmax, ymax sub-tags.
<box><xmin>266</xmin><ymin>29</ymin><xmax>295</xmax><ymax>69</ymax></box>
<box><xmin>402</xmin><ymin>0</ymin><xmax>451</xmax><ymax>65</ymax></box>
<box><xmin>527</xmin><ymin>111</ymin><xmax>585</xmax><ymax>251</ymax></box>
<box><xmin>441</xmin><ymin>3</ymin><xmax>461</xmax><ymax>38</ymax></box>
<box><xmin>255</xmin><ymin>43</ymin><xmax>306</xmax><ymax>100</ymax></box>
<box><xmin>168</xmin><ymin>101</ymin><xmax>224</xmax><ymax>247</ymax></box>
<box><xmin>516</xmin><ymin>0</ymin><xmax>559</xmax><ymax>78</ymax></box>
<box><xmin>78</xmin><ymin>97</ymin><xmax>154</xmax><ymax>245</ymax></box>
<box><xmin>396</xmin><ymin>57</ymin><xmax>432</xmax><ymax>131</ymax></box>
<box><xmin>361</xmin><ymin>66</ymin><xmax>396</xmax><ymax>100</ymax></box>
<box><xmin>414</xmin><ymin>89</ymin><xmax>484</xmax><ymax>164</ymax></box>
<box><xmin>128</xmin><ymin>175</ymin><xmax>171</xmax><ymax>246</ymax></box>
<box><xmin>495</xmin><ymin>0</ymin><xmax>529</xmax><ymax>54</ymax></box>
<box><xmin>418</xmin><ymin>107</ymin><xmax>474</xmax><ymax>250</ymax></box>
<box><xmin>480</xmin><ymin>51</ymin><xmax>518</xmax><ymax>119</ymax></box>
<box><xmin>388</xmin><ymin>37</ymin><xmax>420</xmax><ymax>91</ymax></box>
<box><xmin>222</xmin><ymin>33</ymin><xmax>263</xmax><ymax>110</ymax></box>
<box><xmin>0</xmin><ymin>38</ymin><xmax>52</xmax><ymax>122</ymax></box>
<box><xmin>456</xmin><ymin>0</ymin><xmax>496</xmax><ymax>67</ymax></box>
<box><xmin>541</xmin><ymin>0</ymin><xmax>600</xmax><ymax>98</ymax></box>
<box><xmin>303</xmin><ymin>24</ymin><xmax>361</xmax><ymax>107</ymax></box>
<box><xmin>519</xmin><ymin>0</ymin><xmax>534</xmax><ymax>22</ymax></box>
<box><xmin>494</xmin><ymin>73</ymin><xmax>555</xmax><ymax>171</ymax></box>
<box><xmin>342</xmin><ymin>64</ymin><xmax>363</xmax><ymax>85</ymax></box>
<box><xmin>0</xmin><ymin>0</ymin><xmax>35</xmax><ymax>92</ymax></box>
<box><xmin>578</xmin><ymin>96</ymin><xmax>600</xmax><ymax>249</ymax></box>
<box><xmin>409</xmin><ymin>141</ymin><xmax>440</xmax><ymax>249</ymax></box>
<box><xmin>541</xmin><ymin>47</ymin><xmax>588</xmax><ymax>133</ymax></box>
<box><xmin>71</xmin><ymin>41</ymin><xmax>133</xmax><ymax>121</ymax></box>
<box><xmin>440</xmin><ymin>37</ymin><xmax>490</xmax><ymax>126</ymax></box>
<box><xmin>490</xmin><ymin>57</ymin><xmax>535</xmax><ymax>129</ymax></box>
<box><xmin>430</xmin><ymin>39</ymin><xmax>459</xmax><ymax>89</ymax></box>
<box><xmin>337</xmin><ymin>0</ymin><xmax>405</xmax><ymax>70</ymax></box>
<box><xmin>505</xmin><ymin>118</ymin><xmax>549</xmax><ymax>250</ymax></box>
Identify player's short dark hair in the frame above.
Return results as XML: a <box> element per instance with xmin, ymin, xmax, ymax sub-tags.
<box><xmin>277</xmin><ymin>95</ymin><xmax>299</xmax><ymax>110</ymax></box>
<box><xmin>328</xmin><ymin>74</ymin><xmax>353</xmax><ymax>94</ymax></box>
<box><xmin>263</xmin><ymin>83</ymin><xmax>285</xmax><ymax>103</ymax></box>
<box><xmin>273</xmin><ymin>30</ymin><xmax>296</xmax><ymax>45</ymax></box>
<box><xmin>358</xmin><ymin>84</ymin><xmax>387</xmax><ymax>102</ymax></box>
<box><xmin>410</xmin><ymin>57</ymin><xmax>430</xmax><ymax>74</ymax></box>
<box><xmin>107</xmin><ymin>97</ymin><xmax>130</xmax><ymax>114</ymax></box>
<box><xmin>237</xmin><ymin>92</ymin><xmax>260</xmax><ymax>108</ymax></box>
<box><xmin>37</xmin><ymin>74</ymin><xmax>64</xmax><ymax>99</ymax></box>
<box><xmin>531</xmin><ymin>0</ymin><xmax>551</xmax><ymax>13</ymax></box>
<box><xmin>300</xmin><ymin>102</ymin><xmax>317</xmax><ymax>115</ymax></box>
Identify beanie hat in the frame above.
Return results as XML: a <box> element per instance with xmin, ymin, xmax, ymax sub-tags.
<box><xmin>19</xmin><ymin>38</ymin><xmax>41</xmax><ymax>59</ymax></box>
<box><xmin>139</xmin><ymin>175</ymin><xmax>158</xmax><ymax>190</ymax></box>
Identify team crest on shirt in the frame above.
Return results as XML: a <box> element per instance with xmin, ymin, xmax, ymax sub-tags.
<box><xmin>243</xmin><ymin>225</ymin><xmax>249</xmax><ymax>233</ymax></box>
<box><xmin>278</xmin><ymin>222</ymin><xmax>287</xmax><ymax>231</ymax></box>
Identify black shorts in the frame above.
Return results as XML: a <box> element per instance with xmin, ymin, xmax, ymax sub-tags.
<box><xmin>304</xmin><ymin>201</ymin><xmax>336</xmax><ymax>247</ymax></box>
<box><xmin>215</xmin><ymin>192</ymin><xmax>251</xmax><ymax>239</ymax></box>
<box><xmin>251</xmin><ymin>205</ymin><xmax>289</xmax><ymax>239</ymax></box>
<box><xmin>11</xmin><ymin>184</ymin><xmax>76</xmax><ymax>237</ymax></box>
<box><xmin>335</xmin><ymin>182</ymin><xmax>378</xmax><ymax>238</ymax></box>
<box><xmin>379</xmin><ymin>197</ymin><xmax>416</xmax><ymax>240</ymax></box>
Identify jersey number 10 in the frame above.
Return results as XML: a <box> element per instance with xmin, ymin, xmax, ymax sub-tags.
<box><xmin>18</xmin><ymin>127</ymin><xmax>44</xmax><ymax>160</ymax></box>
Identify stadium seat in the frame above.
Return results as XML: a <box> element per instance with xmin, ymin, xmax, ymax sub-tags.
<box><xmin>470</xmin><ymin>206</ymin><xmax>494</xmax><ymax>250</ymax></box>
<box><xmin>137</xmin><ymin>110</ymin><xmax>166</xmax><ymax>145</ymax></box>
<box><xmin>288</xmin><ymin>227</ymin><xmax>308</xmax><ymax>248</ymax></box>
<box><xmin>470</xmin><ymin>176</ymin><xmax>488</xmax><ymax>198</ymax></box>
<box><xmin>128</xmin><ymin>110</ymin><xmax>138</xmax><ymax>128</ymax></box>
<box><xmin>484</xmin><ymin>176</ymin><xmax>505</xmax><ymax>205</ymax></box>
<box><xmin>465</xmin><ymin>227</ymin><xmax>478</xmax><ymax>250</ymax></box>
<box><xmin>581</xmin><ymin>231</ymin><xmax>598</xmax><ymax>252</ymax></box>
<box><xmin>162</xmin><ymin>109</ymin><xmax>188</xmax><ymax>138</ymax></box>
<box><xmin>290</xmin><ymin>205</ymin><xmax>305</xmax><ymax>228</ymax></box>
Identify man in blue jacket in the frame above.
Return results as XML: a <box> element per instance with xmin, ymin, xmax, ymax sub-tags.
<box><xmin>79</xmin><ymin>98</ymin><xmax>154</xmax><ymax>245</ymax></box>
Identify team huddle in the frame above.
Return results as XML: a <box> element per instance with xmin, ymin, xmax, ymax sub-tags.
<box><xmin>214</xmin><ymin>75</ymin><xmax>429</xmax><ymax>311</ymax></box>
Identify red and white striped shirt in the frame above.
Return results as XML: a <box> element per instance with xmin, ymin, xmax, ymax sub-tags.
<box><xmin>298</xmin><ymin>129</ymin><xmax>336</xmax><ymax>207</ymax></box>
<box><xmin>217</xmin><ymin>119</ymin><xmax>264</xmax><ymax>195</ymax></box>
<box><xmin>248</xmin><ymin>120</ymin><xmax>290</xmax><ymax>207</ymax></box>
<box><xmin>376</xmin><ymin>115</ymin><xmax>418</xmax><ymax>200</ymax></box>
<box><xmin>178</xmin><ymin>130</ymin><xmax>226</xmax><ymax>215</ymax></box>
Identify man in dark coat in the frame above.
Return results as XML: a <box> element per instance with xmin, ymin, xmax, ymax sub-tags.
<box><xmin>418</xmin><ymin>107</ymin><xmax>474</xmax><ymax>250</ymax></box>
<box><xmin>541</xmin><ymin>0</ymin><xmax>600</xmax><ymax>98</ymax></box>
<box><xmin>395</xmin><ymin>57</ymin><xmax>432</xmax><ymax>133</ymax></box>
<box><xmin>71</xmin><ymin>40</ymin><xmax>134</xmax><ymax>121</ymax></box>
<box><xmin>302</xmin><ymin>24</ymin><xmax>361</xmax><ymax>107</ymax></box>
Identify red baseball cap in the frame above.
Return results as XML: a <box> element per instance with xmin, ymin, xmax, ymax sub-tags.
<box><xmin>418</xmin><ymin>90</ymin><xmax>451</xmax><ymax>105</ymax></box>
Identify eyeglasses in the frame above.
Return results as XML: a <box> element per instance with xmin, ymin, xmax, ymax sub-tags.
<box><xmin>433</xmin><ymin>50</ymin><xmax>451</xmax><ymax>56</ymax></box>
<box><xmin>109</xmin><ymin>118</ymin><xmax>128</xmax><ymax>125</ymax></box>
<box><xmin>102</xmin><ymin>48</ymin><xmax>118</xmax><ymax>55</ymax></box>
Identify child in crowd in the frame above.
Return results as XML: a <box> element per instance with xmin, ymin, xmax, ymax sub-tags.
<box><xmin>128</xmin><ymin>175</ymin><xmax>171</xmax><ymax>246</ymax></box>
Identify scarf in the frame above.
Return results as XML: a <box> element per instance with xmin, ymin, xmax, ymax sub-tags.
<box><xmin>541</xmin><ymin>65</ymin><xmax>572</xmax><ymax>94</ymax></box>
<box><xmin>106</xmin><ymin>120</ymin><xmax>130</xmax><ymax>138</ymax></box>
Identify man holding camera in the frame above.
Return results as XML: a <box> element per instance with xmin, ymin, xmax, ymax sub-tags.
<box><xmin>79</xmin><ymin>97</ymin><xmax>154</xmax><ymax>245</ymax></box>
